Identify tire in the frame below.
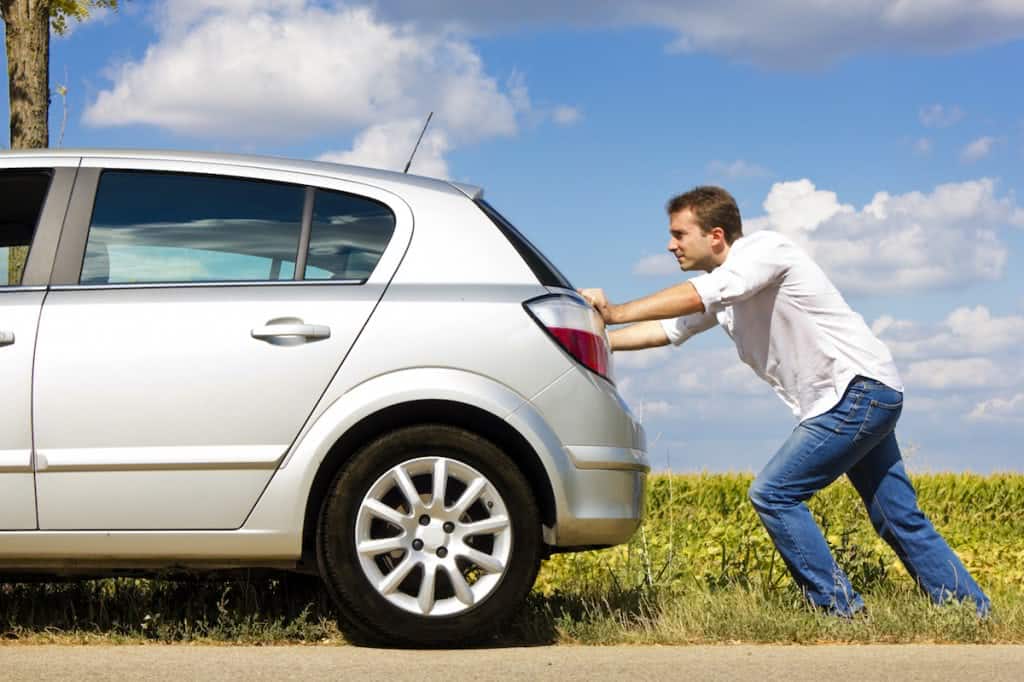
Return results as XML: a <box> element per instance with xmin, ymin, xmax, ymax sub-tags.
<box><xmin>316</xmin><ymin>424</ymin><xmax>542</xmax><ymax>647</ymax></box>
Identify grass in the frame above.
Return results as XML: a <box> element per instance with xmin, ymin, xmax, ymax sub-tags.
<box><xmin>2</xmin><ymin>473</ymin><xmax>1022</xmax><ymax>646</ymax></box>
<box><xmin>2</xmin><ymin>576</ymin><xmax>1020</xmax><ymax>646</ymax></box>
<box><xmin>519</xmin><ymin>584</ymin><xmax>1021</xmax><ymax>645</ymax></box>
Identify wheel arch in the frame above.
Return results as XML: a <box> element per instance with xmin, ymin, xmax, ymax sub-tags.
<box><xmin>299</xmin><ymin>399</ymin><xmax>558</xmax><ymax>565</ymax></box>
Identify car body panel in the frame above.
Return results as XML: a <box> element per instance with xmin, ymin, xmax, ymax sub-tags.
<box><xmin>32</xmin><ymin>284</ymin><xmax>388</xmax><ymax>529</ymax></box>
<box><xmin>0</xmin><ymin>290</ymin><xmax>45</xmax><ymax>530</ymax></box>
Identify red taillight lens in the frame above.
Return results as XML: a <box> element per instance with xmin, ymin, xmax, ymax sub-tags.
<box><xmin>525</xmin><ymin>295</ymin><xmax>613</xmax><ymax>382</ymax></box>
<box><xmin>548</xmin><ymin>327</ymin><xmax>610</xmax><ymax>378</ymax></box>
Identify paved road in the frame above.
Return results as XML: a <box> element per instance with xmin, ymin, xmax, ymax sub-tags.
<box><xmin>2</xmin><ymin>644</ymin><xmax>1023</xmax><ymax>680</ymax></box>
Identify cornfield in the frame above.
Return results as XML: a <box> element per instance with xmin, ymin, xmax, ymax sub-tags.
<box><xmin>537</xmin><ymin>472</ymin><xmax>1024</xmax><ymax>595</ymax></box>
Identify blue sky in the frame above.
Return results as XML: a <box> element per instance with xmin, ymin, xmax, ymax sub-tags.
<box><xmin>6</xmin><ymin>1</ymin><xmax>1023</xmax><ymax>473</ymax></box>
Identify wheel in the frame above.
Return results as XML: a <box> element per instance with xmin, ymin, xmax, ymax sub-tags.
<box><xmin>316</xmin><ymin>424</ymin><xmax>542</xmax><ymax>647</ymax></box>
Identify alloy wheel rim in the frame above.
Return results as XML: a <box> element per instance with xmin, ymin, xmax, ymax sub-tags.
<box><xmin>354</xmin><ymin>456</ymin><xmax>513</xmax><ymax>617</ymax></box>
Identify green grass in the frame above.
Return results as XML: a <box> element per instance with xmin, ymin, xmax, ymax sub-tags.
<box><xmin>2</xmin><ymin>473</ymin><xmax>1022</xmax><ymax>645</ymax></box>
<box><xmin>515</xmin><ymin>584</ymin><xmax>1023</xmax><ymax>645</ymax></box>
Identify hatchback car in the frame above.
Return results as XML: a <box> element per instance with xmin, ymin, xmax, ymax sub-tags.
<box><xmin>0</xmin><ymin>149</ymin><xmax>648</xmax><ymax>646</ymax></box>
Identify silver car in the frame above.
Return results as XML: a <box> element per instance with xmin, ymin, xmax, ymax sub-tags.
<box><xmin>0</xmin><ymin>149</ymin><xmax>648</xmax><ymax>646</ymax></box>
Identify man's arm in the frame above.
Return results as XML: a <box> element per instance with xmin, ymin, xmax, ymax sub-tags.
<box><xmin>608</xmin><ymin>320</ymin><xmax>670</xmax><ymax>351</ymax></box>
<box><xmin>579</xmin><ymin>281</ymin><xmax>705</xmax><ymax>325</ymax></box>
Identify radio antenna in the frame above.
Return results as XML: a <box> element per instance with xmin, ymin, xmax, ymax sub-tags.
<box><xmin>403</xmin><ymin>112</ymin><xmax>434</xmax><ymax>174</ymax></box>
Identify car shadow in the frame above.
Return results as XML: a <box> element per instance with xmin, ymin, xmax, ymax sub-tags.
<box><xmin>345</xmin><ymin>588</ymin><xmax>660</xmax><ymax>650</ymax></box>
<box><xmin>0</xmin><ymin>572</ymin><xmax>656</xmax><ymax>649</ymax></box>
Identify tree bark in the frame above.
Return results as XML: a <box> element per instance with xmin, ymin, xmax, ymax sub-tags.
<box><xmin>3</xmin><ymin>0</ymin><xmax>50</xmax><ymax>150</ymax></box>
<box><xmin>2</xmin><ymin>0</ymin><xmax>49</xmax><ymax>283</ymax></box>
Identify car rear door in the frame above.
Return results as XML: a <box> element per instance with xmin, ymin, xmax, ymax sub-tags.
<box><xmin>0</xmin><ymin>159</ymin><xmax>77</xmax><ymax>530</ymax></box>
<box><xmin>32</xmin><ymin>157</ymin><xmax>411</xmax><ymax>530</ymax></box>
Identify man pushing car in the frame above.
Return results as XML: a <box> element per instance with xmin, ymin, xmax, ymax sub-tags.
<box><xmin>579</xmin><ymin>186</ymin><xmax>989</xmax><ymax>617</ymax></box>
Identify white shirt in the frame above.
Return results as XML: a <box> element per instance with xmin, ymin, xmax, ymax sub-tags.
<box><xmin>659</xmin><ymin>230</ymin><xmax>903</xmax><ymax>421</ymax></box>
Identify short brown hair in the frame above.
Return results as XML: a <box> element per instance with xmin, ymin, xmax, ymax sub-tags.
<box><xmin>666</xmin><ymin>186</ymin><xmax>743</xmax><ymax>245</ymax></box>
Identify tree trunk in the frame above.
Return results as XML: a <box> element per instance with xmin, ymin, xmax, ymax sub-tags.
<box><xmin>3</xmin><ymin>0</ymin><xmax>50</xmax><ymax>150</ymax></box>
<box><xmin>2</xmin><ymin>0</ymin><xmax>49</xmax><ymax>284</ymax></box>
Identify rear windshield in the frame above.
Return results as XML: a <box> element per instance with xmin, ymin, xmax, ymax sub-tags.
<box><xmin>476</xmin><ymin>199</ymin><xmax>573</xmax><ymax>289</ymax></box>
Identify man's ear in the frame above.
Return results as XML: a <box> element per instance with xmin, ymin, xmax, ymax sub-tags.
<box><xmin>712</xmin><ymin>226</ymin><xmax>727</xmax><ymax>245</ymax></box>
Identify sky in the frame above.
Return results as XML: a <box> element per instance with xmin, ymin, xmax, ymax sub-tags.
<box><xmin>4</xmin><ymin>0</ymin><xmax>1023</xmax><ymax>473</ymax></box>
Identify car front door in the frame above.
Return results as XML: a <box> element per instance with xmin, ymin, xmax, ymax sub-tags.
<box><xmin>32</xmin><ymin>159</ymin><xmax>410</xmax><ymax>530</ymax></box>
<box><xmin>0</xmin><ymin>161</ymin><xmax>76</xmax><ymax>530</ymax></box>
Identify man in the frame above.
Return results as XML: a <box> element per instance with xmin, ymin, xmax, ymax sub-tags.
<box><xmin>579</xmin><ymin>186</ymin><xmax>989</xmax><ymax>617</ymax></box>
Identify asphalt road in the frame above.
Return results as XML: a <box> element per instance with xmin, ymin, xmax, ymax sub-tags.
<box><xmin>2</xmin><ymin>644</ymin><xmax>1024</xmax><ymax>681</ymax></box>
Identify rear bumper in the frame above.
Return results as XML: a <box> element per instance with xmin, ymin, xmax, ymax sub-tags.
<box><xmin>552</xmin><ymin>464</ymin><xmax>647</xmax><ymax>546</ymax></box>
<box><xmin>513</xmin><ymin>365</ymin><xmax>649</xmax><ymax>548</ymax></box>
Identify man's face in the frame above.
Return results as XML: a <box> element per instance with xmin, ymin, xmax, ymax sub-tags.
<box><xmin>667</xmin><ymin>208</ymin><xmax>718</xmax><ymax>272</ymax></box>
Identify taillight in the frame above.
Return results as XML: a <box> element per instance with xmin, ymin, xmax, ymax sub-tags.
<box><xmin>524</xmin><ymin>294</ymin><xmax>613</xmax><ymax>382</ymax></box>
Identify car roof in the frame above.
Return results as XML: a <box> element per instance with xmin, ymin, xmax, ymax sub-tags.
<box><xmin>0</xmin><ymin>147</ymin><xmax>483</xmax><ymax>200</ymax></box>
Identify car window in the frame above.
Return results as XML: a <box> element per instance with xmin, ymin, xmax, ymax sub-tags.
<box><xmin>304</xmin><ymin>189</ymin><xmax>396</xmax><ymax>281</ymax></box>
<box><xmin>81</xmin><ymin>171</ymin><xmax>305</xmax><ymax>285</ymax></box>
<box><xmin>0</xmin><ymin>169</ymin><xmax>52</xmax><ymax>286</ymax></box>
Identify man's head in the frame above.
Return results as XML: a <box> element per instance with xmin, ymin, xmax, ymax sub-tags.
<box><xmin>665</xmin><ymin>186</ymin><xmax>743</xmax><ymax>272</ymax></box>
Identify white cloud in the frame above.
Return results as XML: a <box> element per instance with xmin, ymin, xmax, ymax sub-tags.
<box><xmin>913</xmin><ymin>137</ymin><xmax>933</xmax><ymax>155</ymax></box>
<box><xmin>318</xmin><ymin>119</ymin><xmax>450</xmax><ymax>177</ymax></box>
<box><xmin>961</xmin><ymin>136</ymin><xmax>997</xmax><ymax>163</ymax></box>
<box><xmin>875</xmin><ymin>306</ymin><xmax>1024</xmax><ymax>360</ymax></box>
<box><xmin>904</xmin><ymin>358</ymin><xmax>1006</xmax><ymax>390</ymax></box>
<box><xmin>372</xmin><ymin>1</ymin><xmax>1024</xmax><ymax>67</ymax></box>
<box><xmin>747</xmin><ymin>178</ymin><xmax>853</xmax><ymax>233</ymax></box>
<box><xmin>946</xmin><ymin>306</ymin><xmax>1024</xmax><ymax>349</ymax></box>
<box><xmin>968</xmin><ymin>394</ymin><xmax>1024</xmax><ymax>423</ymax></box>
<box><xmin>747</xmin><ymin>178</ymin><xmax>1023</xmax><ymax>294</ymax></box>
<box><xmin>552</xmin><ymin>105</ymin><xmax>582</xmax><ymax>126</ymax></box>
<box><xmin>84</xmin><ymin>3</ymin><xmax>528</xmax><ymax>174</ymax></box>
<box><xmin>632</xmin><ymin>253</ymin><xmax>679</xmax><ymax>276</ymax></box>
<box><xmin>707</xmin><ymin>159</ymin><xmax>770</xmax><ymax>179</ymax></box>
<box><xmin>873</xmin><ymin>305</ymin><xmax>1024</xmax><ymax>403</ymax></box>
<box><xmin>919</xmin><ymin>104</ymin><xmax>965</xmax><ymax>128</ymax></box>
<box><xmin>871</xmin><ymin>314</ymin><xmax>916</xmax><ymax>337</ymax></box>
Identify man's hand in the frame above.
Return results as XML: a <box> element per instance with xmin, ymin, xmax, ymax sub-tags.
<box><xmin>577</xmin><ymin>288</ymin><xmax>617</xmax><ymax>324</ymax></box>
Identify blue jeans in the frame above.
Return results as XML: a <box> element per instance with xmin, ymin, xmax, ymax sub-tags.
<box><xmin>748</xmin><ymin>376</ymin><xmax>990</xmax><ymax>616</ymax></box>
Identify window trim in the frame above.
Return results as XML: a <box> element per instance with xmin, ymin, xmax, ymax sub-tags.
<box><xmin>296</xmin><ymin>186</ymin><xmax>314</xmax><ymax>279</ymax></box>
<box><xmin>49</xmin><ymin>279</ymin><xmax>364</xmax><ymax>292</ymax></box>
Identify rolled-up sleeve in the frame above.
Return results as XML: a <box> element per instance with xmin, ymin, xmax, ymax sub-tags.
<box><xmin>660</xmin><ymin>310</ymin><xmax>718</xmax><ymax>346</ymax></box>
<box><xmin>688</xmin><ymin>237</ymin><xmax>790</xmax><ymax>314</ymax></box>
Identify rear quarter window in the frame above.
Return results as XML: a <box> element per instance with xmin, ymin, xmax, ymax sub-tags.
<box><xmin>304</xmin><ymin>189</ymin><xmax>396</xmax><ymax>281</ymax></box>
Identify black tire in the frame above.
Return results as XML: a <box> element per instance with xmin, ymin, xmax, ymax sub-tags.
<box><xmin>316</xmin><ymin>424</ymin><xmax>542</xmax><ymax>647</ymax></box>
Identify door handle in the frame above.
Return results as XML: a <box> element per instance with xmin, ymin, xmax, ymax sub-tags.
<box><xmin>251</xmin><ymin>319</ymin><xmax>331</xmax><ymax>345</ymax></box>
<box><xmin>0</xmin><ymin>330</ymin><xmax>13</xmax><ymax>347</ymax></box>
